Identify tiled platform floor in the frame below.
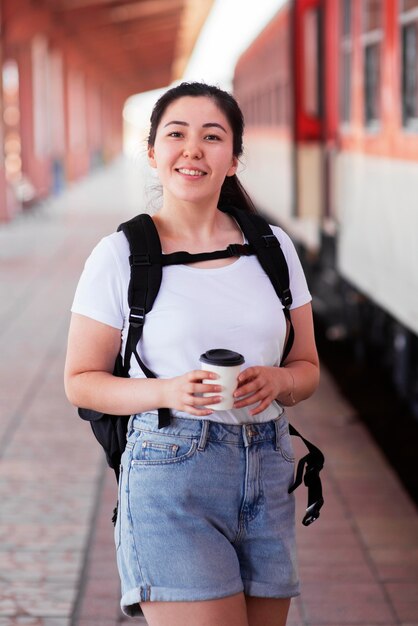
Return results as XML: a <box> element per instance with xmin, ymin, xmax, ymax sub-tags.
<box><xmin>0</xmin><ymin>158</ymin><xmax>417</xmax><ymax>626</ymax></box>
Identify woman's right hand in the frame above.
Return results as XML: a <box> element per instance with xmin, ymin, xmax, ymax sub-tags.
<box><xmin>162</xmin><ymin>370</ymin><xmax>222</xmax><ymax>416</ymax></box>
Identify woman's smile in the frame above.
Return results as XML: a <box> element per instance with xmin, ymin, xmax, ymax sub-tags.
<box><xmin>175</xmin><ymin>167</ymin><xmax>207</xmax><ymax>178</ymax></box>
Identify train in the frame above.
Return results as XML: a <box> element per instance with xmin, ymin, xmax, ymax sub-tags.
<box><xmin>232</xmin><ymin>0</ymin><xmax>418</xmax><ymax>419</ymax></box>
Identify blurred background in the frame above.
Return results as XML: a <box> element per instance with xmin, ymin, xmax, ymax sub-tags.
<box><xmin>1</xmin><ymin>1</ymin><xmax>418</xmax><ymax>624</ymax></box>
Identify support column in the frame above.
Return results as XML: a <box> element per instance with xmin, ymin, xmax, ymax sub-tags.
<box><xmin>64</xmin><ymin>46</ymin><xmax>91</xmax><ymax>181</ymax></box>
<box><xmin>0</xmin><ymin>48</ymin><xmax>9</xmax><ymax>222</ymax></box>
<box><xmin>103</xmin><ymin>90</ymin><xmax>124</xmax><ymax>162</ymax></box>
<box><xmin>49</xmin><ymin>45</ymin><xmax>66</xmax><ymax>194</ymax></box>
<box><xmin>0</xmin><ymin>3</ymin><xmax>9</xmax><ymax>221</ymax></box>
<box><xmin>17</xmin><ymin>36</ymin><xmax>51</xmax><ymax>203</ymax></box>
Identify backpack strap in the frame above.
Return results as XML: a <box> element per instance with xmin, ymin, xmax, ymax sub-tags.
<box><xmin>288</xmin><ymin>424</ymin><xmax>325</xmax><ymax>525</ymax></box>
<box><xmin>161</xmin><ymin>243</ymin><xmax>254</xmax><ymax>266</ymax></box>
<box><xmin>117</xmin><ymin>214</ymin><xmax>171</xmax><ymax>428</ymax></box>
<box><xmin>220</xmin><ymin>206</ymin><xmax>294</xmax><ymax>363</ymax></box>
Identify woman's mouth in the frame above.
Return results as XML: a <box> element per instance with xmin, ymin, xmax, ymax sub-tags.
<box><xmin>176</xmin><ymin>168</ymin><xmax>206</xmax><ymax>177</ymax></box>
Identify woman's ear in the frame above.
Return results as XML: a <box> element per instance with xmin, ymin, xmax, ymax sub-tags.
<box><xmin>148</xmin><ymin>146</ymin><xmax>157</xmax><ymax>168</ymax></box>
<box><xmin>226</xmin><ymin>156</ymin><xmax>238</xmax><ymax>178</ymax></box>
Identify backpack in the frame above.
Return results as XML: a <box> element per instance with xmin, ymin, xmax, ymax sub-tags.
<box><xmin>78</xmin><ymin>206</ymin><xmax>324</xmax><ymax>526</ymax></box>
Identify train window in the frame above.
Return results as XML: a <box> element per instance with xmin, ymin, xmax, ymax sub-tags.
<box><xmin>400</xmin><ymin>0</ymin><xmax>418</xmax><ymax>129</ymax></box>
<box><xmin>340</xmin><ymin>0</ymin><xmax>352</xmax><ymax>124</ymax></box>
<box><xmin>362</xmin><ymin>0</ymin><xmax>383</xmax><ymax>128</ymax></box>
<box><xmin>364</xmin><ymin>0</ymin><xmax>382</xmax><ymax>31</ymax></box>
<box><xmin>303</xmin><ymin>7</ymin><xmax>321</xmax><ymax>117</ymax></box>
<box><xmin>342</xmin><ymin>0</ymin><xmax>352</xmax><ymax>35</ymax></box>
<box><xmin>402</xmin><ymin>0</ymin><xmax>418</xmax><ymax>10</ymax></box>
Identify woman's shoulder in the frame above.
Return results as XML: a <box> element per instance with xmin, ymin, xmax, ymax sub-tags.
<box><xmin>76</xmin><ymin>231</ymin><xmax>131</xmax><ymax>296</ymax></box>
<box><xmin>98</xmin><ymin>229</ymin><xmax>130</xmax><ymax>254</ymax></box>
<box><xmin>268</xmin><ymin>223</ymin><xmax>311</xmax><ymax>307</ymax></box>
<box><xmin>88</xmin><ymin>230</ymin><xmax>130</xmax><ymax>268</ymax></box>
<box><xmin>268</xmin><ymin>224</ymin><xmax>297</xmax><ymax>255</ymax></box>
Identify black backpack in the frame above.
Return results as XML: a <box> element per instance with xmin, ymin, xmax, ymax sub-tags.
<box><xmin>78</xmin><ymin>206</ymin><xmax>324</xmax><ymax>526</ymax></box>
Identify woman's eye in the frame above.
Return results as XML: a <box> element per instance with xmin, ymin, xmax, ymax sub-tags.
<box><xmin>168</xmin><ymin>131</ymin><xmax>183</xmax><ymax>138</ymax></box>
<box><xmin>205</xmin><ymin>134</ymin><xmax>221</xmax><ymax>141</ymax></box>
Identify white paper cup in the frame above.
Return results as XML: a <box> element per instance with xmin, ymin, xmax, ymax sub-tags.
<box><xmin>199</xmin><ymin>349</ymin><xmax>245</xmax><ymax>410</ymax></box>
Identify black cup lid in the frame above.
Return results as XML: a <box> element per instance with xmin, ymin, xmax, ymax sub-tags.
<box><xmin>199</xmin><ymin>348</ymin><xmax>245</xmax><ymax>366</ymax></box>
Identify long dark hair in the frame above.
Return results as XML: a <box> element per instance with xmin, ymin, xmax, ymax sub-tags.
<box><xmin>148</xmin><ymin>82</ymin><xmax>257</xmax><ymax>214</ymax></box>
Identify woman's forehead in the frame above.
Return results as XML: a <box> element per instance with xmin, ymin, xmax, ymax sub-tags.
<box><xmin>159</xmin><ymin>96</ymin><xmax>231</xmax><ymax>129</ymax></box>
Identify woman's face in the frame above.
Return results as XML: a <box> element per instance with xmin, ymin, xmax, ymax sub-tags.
<box><xmin>148</xmin><ymin>96</ymin><xmax>238</xmax><ymax>208</ymax></box>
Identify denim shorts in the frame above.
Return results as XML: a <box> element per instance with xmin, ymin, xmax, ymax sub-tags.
<box><xmin>115</xmin><ymin>412</ymin><xmax>299</xmax><ymax>616</ymax></box>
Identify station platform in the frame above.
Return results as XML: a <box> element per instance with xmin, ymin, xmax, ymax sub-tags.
<box><xmin>0</xmin><ymin>157</ymin><xmax>417</xmax><ymax>626</ymax></box>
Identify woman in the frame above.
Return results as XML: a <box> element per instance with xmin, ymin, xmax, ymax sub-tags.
<box><xmin>64</xmin><ymin>82</ymin><xmax>320</xmax><ymax>626</ymax></box>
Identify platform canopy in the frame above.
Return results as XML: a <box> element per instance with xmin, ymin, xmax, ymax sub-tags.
<box><xmin>39</xmin><ymin>0</ymin><xmax>214</xmax><ymax>95</ymax></box>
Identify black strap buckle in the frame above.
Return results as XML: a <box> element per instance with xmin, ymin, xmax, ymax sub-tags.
<box><xmin>129</xmin><ymin>306</ymin><xmax>145</xmax><ymax>327</ymax></box>
<box><xmin>302</xmin><ymin>497</ymin><xmax>324</xmax><ymax>526</ymax></box>
<box><xmin>262</xmin><ymin>234</ymin><xmax>279</xmax><ymax>248</ymax></box>
<box><xmin>130</xmin><ymin>254</ymin><xmax>151</xmax><ymax>266</ymax></box>
<box><xmin>288</xmin><ymin>451</ymin><xmax>324</xmax><ymax>526</ymax></box>
<box><xmin>227</xmin><ymin>243</ymin><xmax>249</xmax><ymax>257</ymax></box>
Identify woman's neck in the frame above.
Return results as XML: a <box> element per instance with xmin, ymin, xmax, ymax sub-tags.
<box><xmin>155</xmin><ymin>198</ymin><xmax>223</xmax><ymax>239</ymax></box>
<box><xmin>152</xmin><ymin>203</ymin><xmax>242</xmax><ymax>251</ymax></box>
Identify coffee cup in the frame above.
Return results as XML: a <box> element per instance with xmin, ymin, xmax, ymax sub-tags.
<box><xmin>199</xmin><ymin>348</ymin><xmax>245</xmax><ymax>410</ymax></box>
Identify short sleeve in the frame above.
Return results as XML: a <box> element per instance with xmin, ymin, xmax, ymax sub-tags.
<box><xmin>271</xmin><ymin>226</ymin><xmax>312</xmax><ymax>309</ymax></box>
<box><xmin>71</xmin><ymin>235</ymin><xmax>127</xmax><ymax>329</ymax></box>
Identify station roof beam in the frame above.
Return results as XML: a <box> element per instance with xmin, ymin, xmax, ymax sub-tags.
<box><xmin>26</xmin><ymin>0</ymin><xmax>214</xmax><ymax>96</ymax></box>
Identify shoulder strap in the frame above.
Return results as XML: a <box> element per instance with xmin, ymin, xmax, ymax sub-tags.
<box><xmin>220</xmin><ymin>206</ymin><xmax>294</xmax><ymax>363</ymax></box>
<box><xmin>161</xmin><ymin>243</ymin><xmax>254</xmax><ymax>266</ymax></box>
<box><xmin>117</xmin><ymin>214</ymin><xmax>171</xmax><ymax>428</ymax></box>
<box><xmin>118</xmin><ymin>213</ymin><xmax>162</xmax><ymax>315</ymax></box>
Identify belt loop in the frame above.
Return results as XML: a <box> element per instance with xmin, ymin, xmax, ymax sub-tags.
<box><xmin>126</xmin><ymin>414</ymin><xmax>135</xmax><ymax>439</ymax></box>
<box><xmin>198</xmin><ymin>420</ymin><xmax>209</xmax><ymax>451</ymax></box>
<box><xmin>274</xmin><ymin>418</ymin><xmax>281</xmax><ymax>451</ymax></box>
<box><xmin>242</xmin><ymin>425</ymin><xmax>250</xmax><ymax>447</ymax></box>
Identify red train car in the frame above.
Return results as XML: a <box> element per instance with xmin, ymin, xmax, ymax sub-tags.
<box><xmin>234</xmin><ymin>0</ymin><xmax>418</xmax><ymax>416</ymax></box>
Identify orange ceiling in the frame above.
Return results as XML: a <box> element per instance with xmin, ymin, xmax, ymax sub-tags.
<box><xmin>8</xmin><ymin>0</ymin><xmax>214</xmax><ymax>96</ymax></box>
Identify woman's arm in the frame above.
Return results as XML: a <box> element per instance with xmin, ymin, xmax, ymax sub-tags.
<box><xmin>64</xmin><ymin>313</ymin><xmax>222</xmax><ymax>416</ymax></box>
<box><xmin>233</xmin><ymin>303</ymin><xmax>320</xmax><ymax>415</ymax></box>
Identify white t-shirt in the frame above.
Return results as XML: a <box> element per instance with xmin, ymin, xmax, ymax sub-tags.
<box><xmin>71</xmin><ymin>224</ymin><xmax>311</xmax><ymax>423</ymax></box>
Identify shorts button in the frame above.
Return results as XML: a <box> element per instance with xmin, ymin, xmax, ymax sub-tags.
<box><xmin>246</xmin><ymin>426</ymin><xmax>256</xmax><ymax>438</ymax></box>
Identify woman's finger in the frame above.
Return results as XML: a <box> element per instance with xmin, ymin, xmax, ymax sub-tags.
<box><xmin>192</xmin><ymin>383</ymin><xmax>223</xmax><ymax>394</ymax></box>
<box><xmin>188</xmin><ymin>369</ymin><xmax>219</xmax><ymax>382</ymax></box>
<box><xmin>237</xmin><ymin>366</ymin><xmax>259</xmax><ymax>384</ymax></box>
<box><xmin>234</xmin><ymin>379</ymin><xmax>263</xmax><ymax>399</ymax></box>
<box><xmin>234</xmin><ymin>388</ymin><xmax>267</xmax><ymax>408</ymax></box>
<box><xmin>250</xmin><ymin>399</ymin><xmax>271</xmax><ymax>416</ymax></box>
<box><xmin>193</xmin><ymin>394</ymin><xmax>223</xmax><ymax>407</ymax></box>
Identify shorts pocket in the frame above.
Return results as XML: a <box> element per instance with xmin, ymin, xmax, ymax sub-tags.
<box><xmin>276</xmin><ymin>417</ymin><xmax>295</xmax><ymax>463</ymax></box>
<box><xmin>140</xmin><ymin>440</ymin><xmax>179</xmax><ymax>461</ymax></box>
<box><xmin>131</xmin><ymin>431</ymin><xmax>198</xmax><ymax>466</ymax></box>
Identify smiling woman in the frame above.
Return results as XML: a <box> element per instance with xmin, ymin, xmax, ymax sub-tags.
<box><xmin>64</xmin><ymin>82</ymin><xmax>320</xmax><ymax>626</ymax></box>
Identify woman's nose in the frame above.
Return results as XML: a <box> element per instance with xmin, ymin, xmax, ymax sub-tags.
<box><xmin>183</xmin><ymin>143</ymin><xmax>202</xmax><ymax>159</ymax></box>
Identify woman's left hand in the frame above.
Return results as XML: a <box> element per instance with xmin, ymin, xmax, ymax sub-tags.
<box><xmin>233</xmin><ymin>366</ymin><xmax>289</xmax><ymax>416</ymax></box>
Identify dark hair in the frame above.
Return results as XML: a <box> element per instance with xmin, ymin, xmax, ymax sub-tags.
<box><xmin>148</xmin><ymin>82</ymin><xmax>256</xmax><ymax>213</ymax></box>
